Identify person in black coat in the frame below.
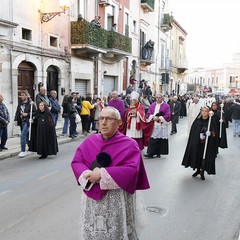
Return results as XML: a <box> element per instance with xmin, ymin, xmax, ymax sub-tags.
<box><xmin>211</xmin><ymin>102</ymin><xmax>228</xmax><ymax>152</ymax></box>
<box><xmin>182</xmin><ymin>106</ymin><xmax>218</xmax><ymax>180</ymax></box>
<box><xmin>169</xmin><ymin>96</ymin><xmax>181</xmax><ymax>135</ymax></box>
<box><xmin>67</xmin><ymin>96</ymin><xmax>78</xmax><ymax>139</ymax></box>
<box><xmin>29</xmin><ymin>102</ymin><xmax>58</xmax><ymax>159</ymax></box>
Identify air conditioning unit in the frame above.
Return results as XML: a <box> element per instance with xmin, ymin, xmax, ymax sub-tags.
<box><xmin>99</xmin><ymin>0</ymin><xmax>110</xmax><ymax>5</ymax></box>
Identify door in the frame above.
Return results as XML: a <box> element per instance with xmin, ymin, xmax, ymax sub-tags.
<box><xmin>75</xmin><ymin>79</ymin><xmax>88</xmax><ymax>97</ymax></box>
<box><xmin>18</xmin><ymin>61</ymin><xmax>35</xmax><ymax>102</ymax></box>
<box><xmin>103</xmin><ymin>76</ymin><xmax>116</xmax><ymax>96</ymax></box>
<box><xmin>47</xmin><ymin>66</ymin><xmax>59</xmax><ymax>97</ymax></box>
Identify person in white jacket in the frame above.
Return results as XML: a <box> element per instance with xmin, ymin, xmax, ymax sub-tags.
<box><xmin>187</xmin><ymin>97</ymin><xmax>202</xmax><ymax>134</ymax></box>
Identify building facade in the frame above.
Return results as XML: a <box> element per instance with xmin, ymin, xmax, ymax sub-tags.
<box><xmin>0</xmin><ymin>0</ymin><xmax>71</xmax><ymax>135</ymax></box>
<box><xmin>0</xmin><ymin>0</ymin><xmax>188</xmax><ymax>136</ymax></box>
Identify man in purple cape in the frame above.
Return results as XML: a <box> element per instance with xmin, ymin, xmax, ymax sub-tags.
<box><xmin>71</xmin><ymin>106</ymin><xmax>150</xmax><ymax>240</ymax></box>
<box><xmin>144</xmin><ymin>93</ymin><xmax>171</xmax><ymax>158</ymax></box>
<box><xmin>108</xmin><ymin>91</ymin><xmax>126</xmax><ymax>133</ymax></box>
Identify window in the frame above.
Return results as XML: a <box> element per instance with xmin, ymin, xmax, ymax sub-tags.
<box><xmin>50</xmin><ymin>36</ymin><xmax>58</xmax><ymax>47</ymax></box>
<box><xmin>22</xmin><ymin>28</ymin><xmax>32</xmax><ymax>41</ymax></box>
<box><xmin>133</xmin><ymin>20</ymin><xmax>137</xmax><ymax>34</ymax></box>
<box><xmin>161</xmin><ymin>43</ymin><xmax>165</xmax><ymax>69</ymax></box>
<box><xmin>140</xmin><ymin>30</ymin><xmax>146</xmax><ymax>59</ymax></box>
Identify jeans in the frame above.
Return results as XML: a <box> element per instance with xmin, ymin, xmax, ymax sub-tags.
<box><xmin>21</xmin><ymin>122</ymin><xmax>29</xmax><ymax>152</ymax></box>
<box><xmin>62</xmin><ymin>117</ymin><xmax>69</xmax><ymax>134</ymax></box>
<box><xmin>51</xmin><ymin>113</ymin><xmax>58</xmax><ymax>127</ymax></box>
<box><xmin>232</xmin><ymin>119</ymin><xmax>240</xmax><ymax>135</ymax></box>
<box><xmin>0</xmin><ymin>126</ymin><xmax>8</xmax><ymax>148</ymax></box>
<box><xmin>69</xmin><ymin>116</ymin><xmax>76</xmax><ymax>136</ymax></box>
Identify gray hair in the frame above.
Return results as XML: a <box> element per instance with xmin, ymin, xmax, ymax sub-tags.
<box><xmin>102</xmin><ymin>106</ymin><xmax>121</xmax><ymax>120</ymax></box>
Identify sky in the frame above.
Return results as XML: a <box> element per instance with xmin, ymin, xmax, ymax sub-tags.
<box><xmin>168</xmin><ymin>0</ymin><xmax>240</xmax><ymax>68</ymax></box>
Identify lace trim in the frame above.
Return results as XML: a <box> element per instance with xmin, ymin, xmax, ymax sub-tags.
<box><xmin>78</xmin><ymin>170</ymin><xmax>92</xmax><ymax>189</ymax></box>
<box><xmin>100</xmin><ymin>168</ymin><xmax>120</xmax><ymax>190</ymax></box>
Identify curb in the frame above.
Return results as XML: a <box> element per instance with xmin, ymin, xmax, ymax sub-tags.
<box><xmin>0</xmin><ymin>135</ymin><xmax>87</xmax><ymax>161</ymax></box>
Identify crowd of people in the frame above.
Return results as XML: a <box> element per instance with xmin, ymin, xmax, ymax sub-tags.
<box><xmin>1</xmin><ymin>84</ymin><xmax>240</xmax><ymax>239</ymax></box>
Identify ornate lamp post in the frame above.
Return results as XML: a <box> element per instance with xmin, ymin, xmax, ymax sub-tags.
<box><xmin>39</xmin><ymin>0</ymin><xmax>69</xmax><ymax>23</ymax></box>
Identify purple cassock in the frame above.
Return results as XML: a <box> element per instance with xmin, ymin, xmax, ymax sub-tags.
<box><xmin>71</xmin><ymin>131</ymin><xmax>150</xmax><ymax>201</ymax></box>
<box><xmin>108</xmin><ymin>98</ymin><xmax>126</xmax><ymax>120</ymax></box>
<box><xmin>147</xmin><ymin>102</ymin><xmax>171</xmax><ymax>121</ymax></box>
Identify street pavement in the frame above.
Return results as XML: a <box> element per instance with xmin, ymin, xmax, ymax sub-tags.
<box><xmin>0</xmin><ymin>123</ymin><xmax>87</xmax><ymax>161</ymax></box>
<box><xmin>0</xmin><ymin>117</ymin><xmax>240</xmax><ymax>240</ymax></box>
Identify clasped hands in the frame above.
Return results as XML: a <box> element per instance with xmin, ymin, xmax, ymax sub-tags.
<box><xmin>84</xmin><ymin>167</ymin><xmax>101</xmax><ymax>184</ymax></box>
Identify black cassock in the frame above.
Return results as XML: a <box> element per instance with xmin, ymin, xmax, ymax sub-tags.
<box><xmin>182</xmin><ymin>116</ymin><xmax>218</xmax><ymax>175</ymax></box>
<box><xmin>212</xmin><ymin>110</ymin><xmax>228</xmax><ymax>149</ymax></box>
<box><xmin>29</xmin><ymin>110</ymin><xmax>58</xmax><ymax>156</ymax></box>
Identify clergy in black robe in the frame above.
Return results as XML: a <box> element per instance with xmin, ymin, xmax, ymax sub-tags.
<box><xmin>29</xmin><ymin>102</ymin><xmax>58</xmax><ymax>159</ymax></box>
<box><xmin>211</xmin><ymin>102</ymin><xmax>228</xmax><ymax>150</ymax></box>
<box><xmin>182</xmin><ymin>107</ymin><xmax>218</xmax><ymax>180</ymax></box>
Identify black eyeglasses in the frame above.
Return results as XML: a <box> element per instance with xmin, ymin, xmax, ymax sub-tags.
<box><xmin>99</xmin><ymin>116</ymin><xmax>117</xmax><ymax>122</ymax></box>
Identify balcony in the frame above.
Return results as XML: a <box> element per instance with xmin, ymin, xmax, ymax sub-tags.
<box><xmin>177</xmin><ymin>60</ymin><xmax>188</xmax><ymax>73</ymax></box>
<box><xmin>161</xmin><ymin>13</ymin><xmax>173</xmax><ymax>32</ymax></box>
<box><xmin>71</xmin><ymin>21</ymin><xmax>132</xmax><ymax>57</ymax></box>
<box><xmin>71</xmin><ymin>20</ymin><xmax>107</xmax><ymax>55</ymax></box>
<box><xmin>140</xmin><ymin>47</ymin><xmax>155</xmax><ymax>65</ymax></box>
<box><xmin>141</xmin><ymin>0</ymin><xmax>155</xmax><ymax>12</ymax></box>
<box><xmin>107</xmin><ymin>31</ymin><xmax>132</xmax><ymax>56</ymax></box>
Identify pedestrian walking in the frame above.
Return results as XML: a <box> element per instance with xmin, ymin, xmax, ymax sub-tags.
<box><xmin>79</xmin><ymin>96</ymin><xmax>94</xmax><ymax>135</ymax></box>
<box><xmin>211</xmin><ymin>102</ymin><xmax>228</xmax><ymax>150</ymax></box>
<box><xmin>169</xmin><ymin>96</ymin><xmax>181</xmax><ymax>135</ymax></box>
<box><xmin>71</xmin><ymin>106</ymin><xmax>150</xmax><ymax>240</ymax></box>
<box><xmin>49</xmin><ymin>90</ymin><xmax>61</xmax><ymax>127</ymax></box>
<box><xmin>144</xmin><ymin>93</ymin><xmax>171</xmax><ymax>158</ymax></box>
<box><xmin>125</xmin><ymin>91</ymin><xmax>146</xmax><ymax>150</ymax></box>
<box><xmin>60</xmin><ymin>94</ymin><xmax>69</xmax><ymax>136</ymax></box>
<box><xmin>29</xmin><ymin>102</ymin><xmax>58</xmax><ymax>159</ymax></box>
<box><xmin>14</xmin><ymin>91</ymin><xmax>37</xmax><ymax>158</ymax></box>
<box><xmin>182</xmin><ymin>106</ymin><xmax>218</xmax><ymax>180</ymax></box>
<box><xmin>35</xmin><ymin>87</ymin><xmax>51</xmax><ymax>109</ymax></box>
<box><xmin>93</xmin><ymin>97</ymin><xmax>104</xmax><ymax>133</ymax></box>
<box><xmin>230</xmin><ymin>98</ymin><xmax>240</xmax><ymax>137</ymax></box>
<box><xmin>0</xmin><ymin>94</ymin><xmax>10</xmax><ymax>151</ymax></box>
<box><xmin>67</xmin><ymin>96</ymin><xmax>78</xmax><ymax>139</ymax></box>
<box><xmin>187</xmin><ymin>96</ymin><xmax>202</xmax><ymax>134</ymax></box>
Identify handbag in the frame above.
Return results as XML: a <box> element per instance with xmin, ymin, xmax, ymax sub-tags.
<box><xmin>75</xmin><ymin>113</ymin><xmax>81</xmax><ymax>124</ymax></box>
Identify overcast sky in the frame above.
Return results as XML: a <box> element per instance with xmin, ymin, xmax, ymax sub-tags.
<box><xmin>168</xmin><ymin>0</ymin><xmax>240</xmax><ymax>68</ymax></box>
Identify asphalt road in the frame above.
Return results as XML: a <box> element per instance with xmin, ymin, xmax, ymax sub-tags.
<box><xmin>0</xmin><ymin>117</ymin><xmax>240</xmax><ymax>240</ymax></box>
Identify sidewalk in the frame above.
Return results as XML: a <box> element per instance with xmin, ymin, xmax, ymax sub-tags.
<box><xmin>0</xmin><ymin>123</ymin><xmax>89</xmax><ymax>161</ymax></box>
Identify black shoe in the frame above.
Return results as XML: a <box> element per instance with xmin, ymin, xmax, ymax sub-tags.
<box><xmin>192</xmin><ymin>170</ymin><xmax>201</xmax><ymax>177</ymax></box>
<box><xmin>200</xmin><ymin>172</ymin><xmax>205</xmax><ymax>180</ymax></box>
<box><xmin>156</xmin><ymin>155</ymin><xmax>161</xmax><ymax>158</ymax></box>
<box><xmin>1</xmin><ymin>147</ymin><xmax>8</xmax><ymax>150</ymax></box>
<box><xmin>144</xmin><ymin>154</ymin><xmax>154</xmax><ymax>158</ymax></box>
<box><xmin>39</xmin><ymin>155</ymin><xmax>47</xmax><ymax>159</ymax></box>
<box><xmin>0</xmin><ymin>148</ymin><xmax>2</xmax><ymax>152</ymax></box>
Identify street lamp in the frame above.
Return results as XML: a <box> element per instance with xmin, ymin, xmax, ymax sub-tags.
<box><xmin>39</xmin><ymin>0</ymin><xmax>69</xmax><ymax>23</ymax></box>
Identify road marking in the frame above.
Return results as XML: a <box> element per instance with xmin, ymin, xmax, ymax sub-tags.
<box><xmin>38</xmin><ymin>170</ymin><xmax>59</xmax><ymax>180</ymax></box>
<box><xmin>238</xmin><ymin>232</ymin><xmax>240</xmax><ymax>240</ymax></box>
